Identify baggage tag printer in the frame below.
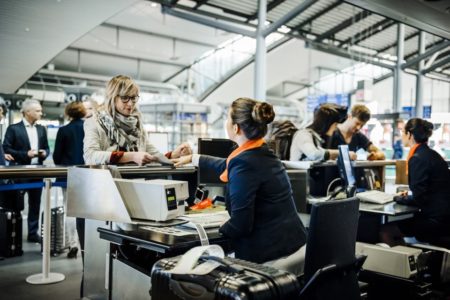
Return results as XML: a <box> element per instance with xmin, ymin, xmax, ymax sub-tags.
<box><xmin>114</xmin><ymin>179</ymin><xmax>189</xmax><ymax>222</ymax></box>
<box><xmin>356</xmin><ymin>242</ymin><xmax>422</xmax><ymax>279</ymax></box>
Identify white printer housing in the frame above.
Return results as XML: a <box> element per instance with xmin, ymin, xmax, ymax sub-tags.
<box><xmin>114</xmin><ymin>179</ymin><xmax>189</xmax><ymax>221</ymax></box>
<box><xmin>356</xmin><ymin>242</ymin><xmax>422</xmax><ymax>278</ymax></box>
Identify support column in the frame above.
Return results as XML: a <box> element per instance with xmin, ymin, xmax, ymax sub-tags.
<box><xmin>254</xmin><ymin>0</ymin><xmax>267</xmax><ymax>101</ymax></box>
<box><xmin>415</xmin><ymin>31</ymin><xmax>426</xmax><ymax>117</ymax></box>
<box><xmin>393</xmin><ymin>24</ymin><xmax>404</xmax><ymax>113</ymax></box>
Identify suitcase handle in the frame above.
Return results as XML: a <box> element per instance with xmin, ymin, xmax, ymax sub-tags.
<box><xmin>169</xmin><ymin>280</ymin><xmax>214</xmax><ymax>300</ymax></box>
<box><xmin>200</xmin><ymin>255</ymin><xmax>244</xmax><ymax>274</ymax></box>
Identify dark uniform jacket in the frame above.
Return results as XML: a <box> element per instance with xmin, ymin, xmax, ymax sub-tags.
<box><xmin>199</xmin><ymin>144</ymin><xmax>307</xmax><ymax>263</ymax></box>
<box><xmin>3</xmin><ymin>121</ymin><xmax>49</xmax><ymax>165</ymax></box>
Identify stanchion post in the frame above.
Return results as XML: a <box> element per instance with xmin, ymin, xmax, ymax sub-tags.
<box><xmin>26</xmin><ymin>178</ymin><xmax>65</xmax><ymax>284</ymax></box>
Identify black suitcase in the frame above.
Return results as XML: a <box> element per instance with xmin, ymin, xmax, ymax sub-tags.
<box><xmin>41</xmin><ymin>206</ymin><xmax>65</xmax><ymax>256</ymax></box>
<box><xmin>0</xmin><ymin>208</ymin><xmax>23</xmax><ymax>257</ymax></box>
<box><xmin>150</xmin><ymin>255</ymin><xmax>300</xmax><ymax>299</ymax></box>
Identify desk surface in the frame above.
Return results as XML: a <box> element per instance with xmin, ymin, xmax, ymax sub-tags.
<box><xmin>359</xmin><ymin>202</ymin><xmax>419</xmax><ymax>216</ymax></box>
<box><xmin>313</xmin><ymin>159</ymin><xmax>396</xmax><ymax>168</ymax></box>
<box><xmin>0</xmin><ymin>165</ymin><xmax>196</xmax><ymax>179</ymax></box>
<box><xmin>98</xmin><ymin>225</ymin><xmax>229</xmax><ymax>255</ymax></box>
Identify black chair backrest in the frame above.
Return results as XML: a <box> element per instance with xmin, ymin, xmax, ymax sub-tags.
<box><xmin>303</xmin><ymin>197</ymin><xmax>360</xmax><ymax>299</ymax></box>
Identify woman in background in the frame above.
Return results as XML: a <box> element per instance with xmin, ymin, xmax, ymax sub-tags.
<box><xmin>174</xmin><ymin>98</ymin><xmax>307</xmax><ymax>273</ymax></box>
<box><xmin>53</xmin><ymin>101</ymin><xmax>86</xmax><ymax>258</ymax></box>
<box><xmin>290</xmin><ymin>103</ymin><xmax>353</xmax><ymax>161</ymax></box>
<box><xmin>83</xmin><ymin>75</ymin><xmax>190</xmax><ymax>165</ymax></box>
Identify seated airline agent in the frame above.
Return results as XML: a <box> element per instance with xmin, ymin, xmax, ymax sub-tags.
<box><xmin>382</xmin><ymin>118</ymin><xmax>450</xmax><ymax>245</ymax></box>
<box><xmin>174</xmin><ymin>98</ymin><xmax>307</xmax><ymax>272</ymax></box>
<box><xmin>290</xmin><ymin>103</ymin><xmax>353</xmax><ymax>161</ymax></box>
<box><xmin>329</xmin><ymin>104</ymin><xmax>385</xmax><ymax>160</ymax></box>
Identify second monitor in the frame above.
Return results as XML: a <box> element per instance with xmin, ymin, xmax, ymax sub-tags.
<box><xmin>197</xmin><ymin>138</ymin><xmax>237</xmax><ymax>186</ymax></box>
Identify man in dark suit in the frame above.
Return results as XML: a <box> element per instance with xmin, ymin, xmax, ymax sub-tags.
<box><xmin>3</xmin><ymin>99</ymin><xmax>50</xmax><ymax>243</ymax></box>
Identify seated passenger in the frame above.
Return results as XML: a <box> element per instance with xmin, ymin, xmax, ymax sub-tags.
<box><xmin>174</xmin><ymin>98</ymin><xmax>307</xmax><ymax>267</ymax></box>
<box><xmin>83</xmin><ymin>75</ymin><xmax>191</xmax><ymax>165</ymax></box>
<box><xmin>290</xmin><ymin>103</ymin><xmax>352</xmax><ymax>161</ymax></box>
<box><xmin>329</xmin><ymin>104</ymin><xmax>385</xmax><ymax>160</ymax></box>
<box><xmin>382</xmin><ymin>118</ymin><xmax>450</xmax><ymax>245</ymax></box>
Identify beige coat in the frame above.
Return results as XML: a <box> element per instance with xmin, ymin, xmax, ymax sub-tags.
<box><xmin>83</xmin><ymin>115</ymin><xmax>159</xmax><ymax>165</ymax></box>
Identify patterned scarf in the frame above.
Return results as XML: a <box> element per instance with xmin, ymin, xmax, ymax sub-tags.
<box><xmin>97</xmin><ymin>110</ymin><xmax>141</xmax><ymax>152</ymax></box>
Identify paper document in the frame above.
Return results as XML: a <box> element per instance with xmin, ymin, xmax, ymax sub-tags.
<box><xmin>282</xmin><ymin>161</ymin><xmax>312</xmax><ymax>169</ymax></box>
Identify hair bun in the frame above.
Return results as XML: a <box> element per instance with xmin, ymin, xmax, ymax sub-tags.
<box><xmin>252</xmin><ymin>102</ymin><xmax>275</xmax><ymax>124</ymax></box>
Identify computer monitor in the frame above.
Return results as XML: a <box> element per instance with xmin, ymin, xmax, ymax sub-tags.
<box><xmin>197</xmin><ymin>138</ymin><xmax>237</xmax><ymax>186</ymax></box>
<box><xmin>337</xmin><ymin>145</ymin><xmax>356</xmax><ymax>189</ymax></box>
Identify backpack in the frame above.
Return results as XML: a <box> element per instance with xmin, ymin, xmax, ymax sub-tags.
<box><xmin>267</xmin><ymin>120</ymin><xmax>298</xmax><ymax>160</ymax></box>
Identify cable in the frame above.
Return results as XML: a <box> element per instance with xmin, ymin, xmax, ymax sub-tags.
<box><xmin>326</xmin><ymin>177</ymin><xmax>342</xmax><ymax>196</ymax></box>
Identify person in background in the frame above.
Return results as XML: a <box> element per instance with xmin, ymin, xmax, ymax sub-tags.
<box><xmin>53</xmin><ymin>101</ymin><xmax>87</xmax><ymax>259</ymax></box>
<box><xmin>173</xmin><ymin>98</ymin><xmax>307</xmax><ymax>273</ymax></box>
<box><xmin>3</xmin><ymin>99</ymin><xmax>50</xmax><ymax>243</ymax></box>
<box><xmin>381</xmin><ymin>118</ymin><xmax>450</xmax><ymax>245</ymax></box>
<box><xmin>82</xmin><ymin>98</ymin><xmax>98</xmax><ymax>119</ymax></box>
<box><xmin>84</xmin><ymin>75</ymin><xmax>191</xmax><ymax>165</ymax></box>
<box><xmin>290</xmin><ymin>103</ymin><xmax>355</xmax><ymax>161</ymax></box>
<box><xmin>392</xmin><ymin>133</ymin><xmax>403</xmax><ymax>159</ymax></box>
<box><xmin>0</xmin><ymin>99</ymin><xmax>14</xmax><ymax>164</ymax></box>
<box><xmin>329</xmin><ymin>104</ymin><xmax>385</xmax><ymax>160</ymax></box>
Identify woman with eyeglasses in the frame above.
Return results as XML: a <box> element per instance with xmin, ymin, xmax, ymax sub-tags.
<box><xmin>381</xmin><ymin>118</ymin><xmax>450</xmax><ymax>245</ymax></box>
<box><xmin>84</xmin><ymin>75</ymin><xmax>191</xmax><ymax>165</ymax></box>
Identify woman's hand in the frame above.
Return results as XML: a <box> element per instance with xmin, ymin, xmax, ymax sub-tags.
<box><xmin>122</xmin><ymin>152</ymin><xmax>157</xmax><ymax>165</ymax></box>
<box><xmin>171</xmin><ymin>142</ymin><xmax>192</xmax><ymax>158</ymax></box>
<box><xmin>172</xmin><ymin>154</ymin><xmax>193</xmax><ymax>167</ymax></box>
<box><xmin>349</xmin><ymin>151</ymin><xmax>357</xmax><ymax>160</ymax></box>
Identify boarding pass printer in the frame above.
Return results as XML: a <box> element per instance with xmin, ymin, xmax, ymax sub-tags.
<box><xmin>114</xmin><ymin>178</ymin><xmax>188</xmax><ymax>222</ymax></box>
<box><xmin>356</xmin><ymin>242</ymin><xmax>422</xmax><ymax>279</ymax></box>
<box><xmin>67</xmin><ymin>167</ymin><xmax>188</xmax><ymax>223</ymax></box>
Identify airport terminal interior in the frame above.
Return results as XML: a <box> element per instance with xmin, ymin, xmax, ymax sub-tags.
<box><xmin>1</xmin><ymin>0</ymin><xmax>450</xmax><ymax>299</ymax></box>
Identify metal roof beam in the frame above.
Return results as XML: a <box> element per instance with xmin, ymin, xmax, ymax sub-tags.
<box><xmin>248</xmin><ymin>0</ymin><xmax>285</xmax><ymax>21</ymax></box>
<box><xmin>161</xmin><ymin>5</ymin><xmax>256</xmax><ymax>37</ymax></box>
<box><xmin>376</xmin><ymin>31</ymin><xmax>418</xmax><ymax>53</ymax></box>
<box><xmin>102</xmin><ymin>23</ymin><xmax>216</xmax><ymax>48</ymax></box>
<box><xmin>402</xmin><ymin>40</ymin><xmax>450</xmax><ymax>69</ymax></box>
<box><xmin>421</xmin><ymin>56</ymin><xmax>450</xmax><ymax>74</ymax></box>
<box><xmin>315</xmin><ymin>10</ymin><xmax>371</xmax><ymax>42</ymax></box>
<box><xmin>67</xmin><ymin>47</ymin><xmax>187</xmax><ymax>68</ymax></box>
<box><xmin>304</xmin><ymin>39</ymin><xmax>395</xmax><ymax>70</ymax></box>
<box><xmin>339</xmin><ymin>18</ymin><xmax>395</xmax><ymax>47</ymax></box>
<box><xmin>263</xmin><ymin>0</ymin><xmax>318</xmax><ymax>37</ymax></box>
<box><xmin>293</xmin><ymin>1</ymin><xmax>342</xmax><ymax>31</ymax></box>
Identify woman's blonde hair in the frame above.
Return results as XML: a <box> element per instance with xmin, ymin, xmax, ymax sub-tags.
<box><xmin>104</xmin><ymin>75</ymin><xmax>140</xmax><ymax>117</ymax></box>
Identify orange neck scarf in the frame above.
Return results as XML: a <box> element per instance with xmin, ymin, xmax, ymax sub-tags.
<box><xmin>219</xmin><ymin>138</ymin><xmax>265</xmax><ymax>182</ymax></box>
<box><xmin>406</xmin><ymin>143</ymin><xmax>421</xmax><ymax>174</ymax></box>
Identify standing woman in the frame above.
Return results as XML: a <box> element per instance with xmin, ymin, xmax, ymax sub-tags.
<box><xmin>84</xmin><ymin>75</ymin><xmax>190</xmax><ymax>165</ymax></box>
<box><xmin>394</xmin><ymin>118</ymin><xmax>450</xmax><ymax>243</ymax></box>
<box><xmin>53</xmin><ymin>101</ymin><xmax>86</xmax><ymax>259</ymax></box>
<box><xmin>174</xmin><ymin>98</ymin><xmax>307</xmax><ymax>271</ymax></box>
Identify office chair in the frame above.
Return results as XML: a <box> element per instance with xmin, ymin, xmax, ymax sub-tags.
<box><xmin>299</xmin><ymin>197</ymin><xmax>366</xmax><ymax>300</ymax></box>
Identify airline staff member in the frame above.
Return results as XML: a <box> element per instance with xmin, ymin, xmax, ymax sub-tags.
<box><xmin>392</xmin><ymin>118</ymin><xmax>450</xmax><ymax>243</ymax></box>
<box><xmin>174</xmin><ymin>98</ymin><xmax>307</xmax><ymax>271</ymax></box>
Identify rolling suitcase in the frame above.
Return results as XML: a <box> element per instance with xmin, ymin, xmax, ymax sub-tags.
<box><xmin>0</xmin><ymin>208</ymin><xmax>23</xmax><ymax>257</ymax></box>
<box><xmin>41</xmin><ymin>206</ymin><xmax>65</xmax><ymax>256</ymax></box>
<box><xmin>150</xmin><ymin>254</ymin><xmax>300</xmax><ymax>299</ymax></box>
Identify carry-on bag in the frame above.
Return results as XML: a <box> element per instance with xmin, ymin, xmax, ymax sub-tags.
<box><xmin>0</xmin><ymin>208</ymin><xmax>23</xmax><ymax>257</ymax></box>
<box><xmin>150</xmin><ymin>245</ymin><xmax>300</xmax><ymax>300</ymax></box>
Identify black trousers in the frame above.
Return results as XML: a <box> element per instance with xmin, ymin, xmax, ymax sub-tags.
<box><xmin>25</xmin><ymin>181</ymin><xmax>43</xmax><ymax>237</ymax></box>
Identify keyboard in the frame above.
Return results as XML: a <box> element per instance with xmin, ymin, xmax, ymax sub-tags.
<box><xmin>180</xmin><ymin>211</ymin><xmax>230</xmax><ymax>229</ymax></box>
<box><xmin>356</xmin><ymin>190</ymin><xmax>394</xmax><ymax>204</ymax></box>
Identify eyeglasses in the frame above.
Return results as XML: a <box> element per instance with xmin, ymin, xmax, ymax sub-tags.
<box><xmin>118</xmin><ymin>95</ymin><xmax>139</xmax><ymax>103</ymax></box>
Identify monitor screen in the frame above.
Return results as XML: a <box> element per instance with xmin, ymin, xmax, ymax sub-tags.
<box><xmin>197</xmin><ymin>138</ymin><xmax>237</xmax><ymax>185</ymax></box>
<box><xmin>337</xmin><ymin>145</ymin><xmax>356</xmax><ymax>187</ymax></box>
